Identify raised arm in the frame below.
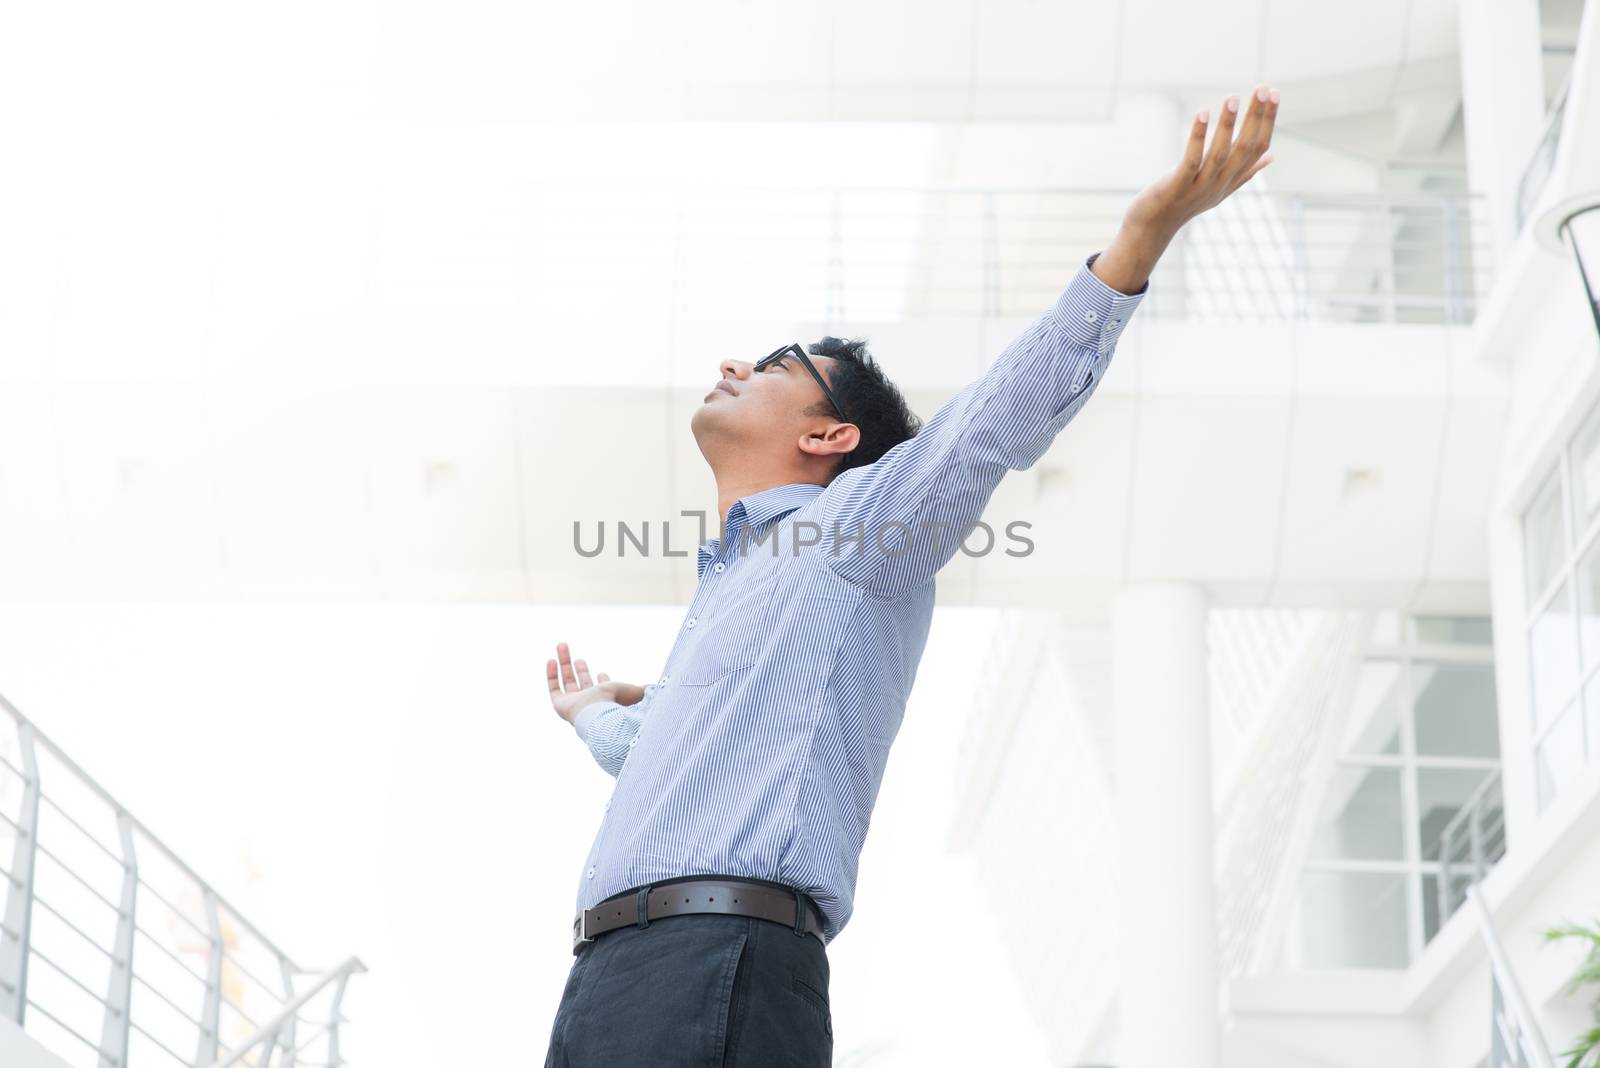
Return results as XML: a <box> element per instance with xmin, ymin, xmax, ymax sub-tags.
<box><xmin>814</xmin><ymin>85</ymin><xmax>1279</xmax><ymax>597</ymax></box>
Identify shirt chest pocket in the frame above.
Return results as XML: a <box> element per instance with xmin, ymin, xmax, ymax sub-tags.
<box><xmin>673</xmin><ymin>567</ymin><xmax>780</xmax><ymax>686</ymax></box>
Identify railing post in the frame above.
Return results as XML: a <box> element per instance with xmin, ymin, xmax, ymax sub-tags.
<box><xmin>1288</xmin><ymin>195</ymin><xmax>1310</xmax><ymax>320</ymax></box>
<box><xmin>1442</xmin><ymin>198</ymin><xmax>1461</xmax><ymax>325</ymax></box>
<box><xmin>1383</xmin><ymin>201</ymin><xmax>1399</xmax><ymax>322</ymax></box>
<box><xmin>196</xmin><ymin>890</ymin><xmax>224</xmax><ymax>1066</ymax></box>
<box><xmin>1469</xmin><ymin>800</ymin><xmax>1487</xmax><ymax>880</ymax></box>
<box><xmin>326</xmin><ymin>968</ymin><xmax>353</xmax><ymax>1068</ymax></box>
<box><xmin>100</xmin><ymin>812</ymin><xmax>137</xmax><ymax>1067</ymax></box>
<box><xmin>0</xmin><ymin>722</ymin><xmax>41</xmax><ymax>1024</ymax></box>
<box><xmin>982</xmin><ymin>190</ymin><xmax>999</xmax><ymax>318</ymax></box>
<box><xmin>277</xmin><ymin>956</ymin><xmax>299</xmax><ymax>1068</ymax></box>
<box><xmin>1436</xmin><ymin>851</ymin><xmax>1453</xmax><ymax>934</ymax></box>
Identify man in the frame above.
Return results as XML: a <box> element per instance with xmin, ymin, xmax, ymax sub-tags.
<box><xmin>543</xmin><ymin>85</ymin><xmax>1279</xmax><ymax>1066</ymax></box>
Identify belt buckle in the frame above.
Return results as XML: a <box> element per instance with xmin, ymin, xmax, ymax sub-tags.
<box><xmin>572</xmin><ymin>911</ymin><xmax>594</xmax><ymax>952</ymax></box>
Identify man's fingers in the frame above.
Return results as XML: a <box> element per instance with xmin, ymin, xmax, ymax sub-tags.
<box><xmin>1201</xmin><ymin>94</ymin><xmax>1239</xmax><ymax>174</ymax></box>
<box><xmin>575</xmin><ymin>659</ymin><xmax>593</xmax><ymax>689</ymax></box>
<box><xmin>1225</xmin><ymin>86</ymin><xmax>1277</xmax><ymax>183</ymax></box>
<box><xmin>1181</xmin><ymin>109</ymin><xmax>1209</xmax><ymax>174</ymax></box>
<box><xmin>1231</xmin><ymin>85</ymin><xmax>1269</xmax><ymax>154</ymax></box>
<box><xmin>547</xmin><ymin>659</ymin><xmax>562</xmax><ymax>696</ymax></box>
<box><xmin>557</xmin><ymin>642</ymin><xmax>579</xmax><ymax>690</ymax></box>
<box><xmin>597</xmin><ymin>672</ymin><xmax>610</xmax><ymax>683</ymax></box>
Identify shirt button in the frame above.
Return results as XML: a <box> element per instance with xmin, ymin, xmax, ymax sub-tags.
<box><xmin>586</xmin><ymin>867</ymin><xmax>595</xmax><ymax>879</ymax></box>
<box><xmin>659</xmin><ymin>675</ymin><xmax>669</xmax><ymax>685</ymax></box>
<box><xmin>628</xmin><ymin>737</ymin><xmax>638</xmax><ymax>748</ymax></box>
<box><xmin>686</xmin><ymin>617</ymin><xmax>697</xmax><ymax>628</ymax></box>
<box><xmin>604</xmin><ymin>800</ymin><xmax>611</xmax><ymax>812</ymax></box>
<box><xmin>713</xmin><ymin>562</ymin><xmax>725</xmax><ymax>574</ymax></box>
<box><xmin>1085</xmin><ymin>310</ymin><xmax>1098</xmax><ymax>323</ymax></box>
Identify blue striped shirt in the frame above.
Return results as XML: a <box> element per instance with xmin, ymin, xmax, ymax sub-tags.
<box><xmin>572</xmin><ymin>254</ymin><xmax>1147</xmax><ymax>942</ymax></box>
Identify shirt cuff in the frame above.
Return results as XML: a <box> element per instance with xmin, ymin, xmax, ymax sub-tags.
<box><xmin>573</xmin><ymin>700</ymin><xmax>620</xmax><ymax>743</ymax></box>
<box><xmin>1046</xmin><ymin>253</ymin><xmax>1149</xmax><ymax>356</ymax></box>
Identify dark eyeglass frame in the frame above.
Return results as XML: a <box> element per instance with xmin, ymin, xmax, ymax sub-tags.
<box><xmin>755</xmin><ymin>343</ymin><xmax>851</xmax><ymax>424</ymax></box>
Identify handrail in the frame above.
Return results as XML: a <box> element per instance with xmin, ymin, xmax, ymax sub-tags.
<box><xmin>527</xmin><ymin>183</ymin><xmax>1491</xmax><ymax>326</ymax></box>
<box><xmin>0</xmin><ymin>691</ymin><xmax>364</xmax><ymax>1066</ymax></box>
<box><xmin>0</xmin><ymin>691</ymin><xmax>301</xmax><ymax>970</ymax></box>
<box><xmin>1516</xmin><ymin>68</ymin><xmax>1574</xmax><ymax>231</ymax></box>
<box><xmin>1467</xmin><ymin>885</ymin><xmax>1557</xmax><ymax>1068</ymax></box>
<box><xmin>204</xmin><ymin>956</ymin><xmax>366</xmax><ymax>1068</ymax></box>
<box><xmin>1436</xmin><ymin>767</ymin><xmax>1504</xmax><ymax>848</ymax></box>
<box><xmin>1435</xmin><ymin>769</ymin><xmax>1508</xmax><ymax>935</ymax></box>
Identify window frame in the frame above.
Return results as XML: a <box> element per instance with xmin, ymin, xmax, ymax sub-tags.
<box><xmin>1298</xmin><ymin>617</ymin><xmax>1498</xmax><ymax>966</ymax></box>
<box><xmin>1521</xmin><ymin>413</ymin><xmax>1600</xmax><ymax>810</ymax></box>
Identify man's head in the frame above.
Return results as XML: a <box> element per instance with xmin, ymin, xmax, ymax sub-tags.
<box><xmin>691</xmin><ymin>336</ymin><xmax>921</xmax><ymax>486</ymax></box>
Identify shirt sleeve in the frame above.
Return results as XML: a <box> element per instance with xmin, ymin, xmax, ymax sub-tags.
<box><xmin>572</xmin><ymin>684</ymin><xmax>655</xmax><ymax>777</ymax></box>
<box><xmin>813</xmin><ymin>253</ymin><xmax>1148</xmax><ymax>596</ymax></box>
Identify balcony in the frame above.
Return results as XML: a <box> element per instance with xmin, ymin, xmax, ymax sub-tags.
<box><xmin>525</xmin><ymin>186</ymin><xmax>1492</xmax><ymax>326</ymax></box>
<box><xmin>0</xmin><ymin>695</ymin><xmax>362</xmax><ymax>1068</ymax></box>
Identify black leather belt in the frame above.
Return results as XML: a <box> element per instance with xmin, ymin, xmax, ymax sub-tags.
<box><xmin>573</xmin><ymin>876</ymin><xmax>827</xmax><ymax>954</ymax></box>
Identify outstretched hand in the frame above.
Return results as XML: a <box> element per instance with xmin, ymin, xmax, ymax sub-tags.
<box><xmin>1092</xmin><ymin>84</ymin><xmax>1280</xmax><ymax>295</ymax></box>
<box><xmin>1131</xmin><ymin>85</ymin><xmax>1279</xmax><ymax>232</ymax></box>
<box><xmin>546</xmin><ymin>641</ymin><xmax>646</xmax><ymax>725</ymax></box>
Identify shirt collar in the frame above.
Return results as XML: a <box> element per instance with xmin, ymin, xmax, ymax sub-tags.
<box><xmin>696</xmin><ymin>482</ymin><xmax>826</xmax><ymax>578</ymax></box>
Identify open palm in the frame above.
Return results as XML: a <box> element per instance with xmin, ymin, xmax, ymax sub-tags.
<box><xmin>1126</xmin><ymin>84</ymin><xmax>1279</xmax><ymax>235</ymax></box>
<box><xmin>546</xmin><ymin>641</ymin><xmax>645</xmax><ymax>725</ymax></box>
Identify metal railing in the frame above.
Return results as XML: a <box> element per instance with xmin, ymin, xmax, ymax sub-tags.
<box><xmin>1516</xmin><ymin>71</ymin><xmax>1573</xmax><ymax>232</ymax></box>
<box><xmin>1435</xmin><ymin>768</ymin><xmax>1508</xmax><ymax>933</ymax></box>
<box><xmin>1468</xmin><ymin>885</ymin><xmax>1556</xmax><ymax>1068</ymax></box>
<box><xmin>526</xmin><ymin>184</ymin><xmax>1492</xmax><ymax>326</ymax></box>
<box><xmin>0</xmin><ymin>693</ymin><xmax>364</xmax><ymax>1068</ymax></box>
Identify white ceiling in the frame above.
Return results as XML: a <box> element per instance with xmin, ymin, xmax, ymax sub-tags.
<box><xmin>0</xmin><ymin>0</ymin><xmax>1465</xmax><ymax>127</ymax></box>
<box><xmin>361</xmin><ymin>0</ymin><xmax>1465</xmax><ymax>124</ymax></box>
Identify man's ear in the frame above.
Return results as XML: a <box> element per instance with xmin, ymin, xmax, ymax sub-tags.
<box><xmin>798</xmin><ymin>422</ymin><xmax>860</xmax><ymax>460</ymax></box>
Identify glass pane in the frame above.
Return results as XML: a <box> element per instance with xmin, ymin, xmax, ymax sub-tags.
<box><xmin>1573</xmin><ymin>385</ymin><xmax>1600</xmax><ymax>535</ymax></box>
<box><xmin>1413</xmin><ymin>616</ymin><xmax>1493</xmax><ymax>645</ymax></box>
<box><xmin>1342</xmin><ymin>660</ymin><xmax>1405</xmax><ymax>755</ymax></box>
<box><xmin>1417</xmin><ymin>767</ymin><xmax>1495</xmax><ymax>861</ymax></box>
<box><xmin>1296</xmin><ymin>871</ymin><xmax>1410</xmax><ymax>968</ymax></box>
<box><xmin>1312</xmin><ymin>766</ymin><xmax>1404</xmax><ymax>861</ymax></box>
<box><xmin>1581</xmin><ymin>537</ymin><xmax>1600</xmax><ymax>669</ymax></box>
<box><xmin>1536</xmin><ymin>705</ymin><xmax>1584</xmax><ymax>810</ymax></box>
<box><xmin>1530</xmin><ymin>582</ymin><xmax>1579</xmax><ymax>731</ymax></box>
<box><xmin>1422</xmin><ymin>871</ymin><xmax>1473</xmax><ymax>943</ymax></box>
<box><xmin>1523</xmin><ymin>469</ymin><xmax>1566</xmax><ymax>607</ymax></box>
<box><xmin>1412</xmin><ymin>662</ymin><xmax>1499</xmax><ymax>758</ymax></box>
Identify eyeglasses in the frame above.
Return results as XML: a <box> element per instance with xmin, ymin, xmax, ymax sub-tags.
<box><xmin>755</xmin><ymin>343</ymin><xmax>850</xmax><ymax>424</ymax></box>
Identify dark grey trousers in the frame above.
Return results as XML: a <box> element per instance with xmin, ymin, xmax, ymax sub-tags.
<box><xmin>543</xmin><ymin>912</ymin><xmax>833</xmax><ymax>1067</ymax></box>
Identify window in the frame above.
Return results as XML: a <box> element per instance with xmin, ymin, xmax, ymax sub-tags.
<box><xmin>1289</xmin><ymin>615</ymin><xmax>1501</xmax><ymax>968</ymax></box>
<box><xmin>1520</xmin><ymin>400</ymin><xmax>1600</xmax><ymax>811</ymax></box>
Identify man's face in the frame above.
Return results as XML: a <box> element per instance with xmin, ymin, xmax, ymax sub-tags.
<box><xmin>690</xmin><ymin>349</ymin><xmax>843</xmax><ymax>455</ymax></box>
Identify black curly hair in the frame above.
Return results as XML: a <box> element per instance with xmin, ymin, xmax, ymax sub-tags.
<box><xmin>805</xmin><ymin>336</ymin><xmax>922</xmax><ymax>480</ymax></box>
